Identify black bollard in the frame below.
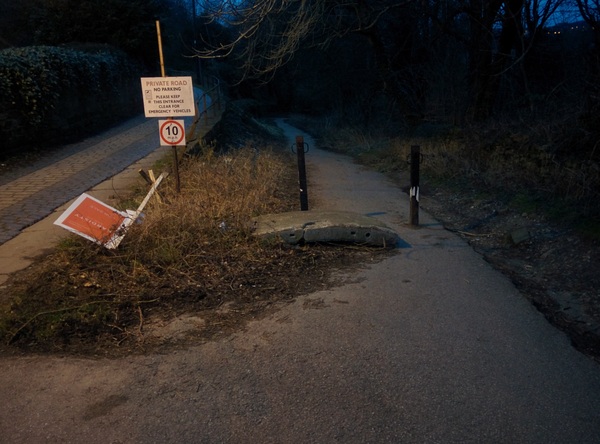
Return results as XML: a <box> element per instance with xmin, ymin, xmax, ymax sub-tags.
<box><xmin>295</xmin><ymin>136</ymin><xmax>309</xmax><ymax>211</ymax></box>
<box><xmin>409</xmin><ymin>145</ymin><xmax>420</xmax><ymax>226</ymax></box>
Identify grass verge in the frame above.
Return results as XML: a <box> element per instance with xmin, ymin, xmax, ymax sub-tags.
<box><xmin>293</xmin><ymin>115</ymin><xmax>600</xmax><ymax>241</ymax></box>
<box><xmin>0</xmin><ymin>140</ymin><xmax>390</xmax><ymax>356</ymax></box>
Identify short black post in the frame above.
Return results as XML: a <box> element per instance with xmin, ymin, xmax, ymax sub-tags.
<box><xmin>296</xmin><ymin>135</ymin><xmax>309</xmax><ymax>211</ymax></box>
<box><xmin>409</xmin><ymin>145</ymin><xmax>420</xmax><ymax>226</ymax></box>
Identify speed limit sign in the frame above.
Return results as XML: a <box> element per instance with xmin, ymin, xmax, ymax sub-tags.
<box><xmin>158</xmin><ymin>120</ymin><xmax>185</xmax><ymax>146</ymax></box>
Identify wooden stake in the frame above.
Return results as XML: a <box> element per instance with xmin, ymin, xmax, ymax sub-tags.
<box><xmin>156</xmin><ymin>20</ymin><xmax>166</xmax><ymax>77</ymax></box>
<box><xmin>148</xmin><ymin>170</ymin><xmax>163</xmax><ymax>203</ymax></box>
<box><xmin>138</xmin><ymin>169</ymin><xmax>152</xmax><ymax>185</ymax></box>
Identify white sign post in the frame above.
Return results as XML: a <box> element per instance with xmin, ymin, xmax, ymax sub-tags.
<box><xmin>141</xmin><ymin>76</ymin><xmax>195</xmax><ymax>117</ymax></box>
<box><xmin>159</xmin><ymin>120</ymin><xmax>185</xmax><ymax>146</ymax></box>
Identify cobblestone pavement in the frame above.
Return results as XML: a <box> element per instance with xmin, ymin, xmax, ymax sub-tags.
<box><xmin>0</xmin><ymin>114</ymin><xmax>198</xmax><ymax>246</ymax></box>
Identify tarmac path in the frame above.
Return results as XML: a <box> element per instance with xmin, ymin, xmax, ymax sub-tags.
<box><xmin>1</xmin><ymin>118</ymin><xmax>600</xmax><ymax>443</ymax></box>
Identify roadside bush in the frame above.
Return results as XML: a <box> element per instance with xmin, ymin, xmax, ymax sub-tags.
<box><xmin>0</xmin><ymin>45</ymin><xmax>143</xmax><ymax>158</ymax></box>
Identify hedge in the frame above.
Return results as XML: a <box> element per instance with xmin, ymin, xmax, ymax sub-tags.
<box><xmin>0</xmin><ymin>46</ymin><xmax>144</xmax><ymax>158</ymax></box>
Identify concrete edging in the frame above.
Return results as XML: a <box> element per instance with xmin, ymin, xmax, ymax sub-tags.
<box><xmin>253</xmin><ymin>210</ymin><xmax>400</xmax><ymax>247</ymax></box>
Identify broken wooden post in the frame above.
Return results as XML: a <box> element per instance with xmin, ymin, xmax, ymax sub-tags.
<box><xmin>138</xmin><ymin>169</ymin><xmax>153</xmax><ymax>185</ymax></box>
<box><xmin>139</xmin><ymin>169</ymin><xmax>163</xmax><ymax>203</ymax></box>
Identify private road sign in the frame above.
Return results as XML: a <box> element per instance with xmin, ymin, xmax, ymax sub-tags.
<box><xmin>141</xmin><ymin>76</ymin><xmax>195</xmax><ymax>117</ymax></box>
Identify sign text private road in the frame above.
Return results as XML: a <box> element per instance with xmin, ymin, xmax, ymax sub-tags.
<box><xmin>141</xmin><ymin>76</ymin><xmax>195</xmax><ymax>117</ymax></box>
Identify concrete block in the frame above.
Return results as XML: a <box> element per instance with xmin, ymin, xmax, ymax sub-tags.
<box><xmin>253</xmin><ymin>210</ymin><xmax>400</xmax><ymax>247</ymax></box>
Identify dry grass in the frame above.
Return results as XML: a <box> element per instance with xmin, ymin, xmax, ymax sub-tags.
<box><xmin>299</xmin><ymin>114</ymin><xmax>600</xmax><ymax>237</ymax></box>
<box><xmin>124</xmin><ymin>146</ymin><xmax>294</xmax><ymax>276</ymax></box>
<box><xmin>0</xmin><ymin>143</ymin><xmax>386</xmax><ymax>355</ymax></box>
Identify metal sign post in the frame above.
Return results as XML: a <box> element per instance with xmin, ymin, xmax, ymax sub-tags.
<box><xmin>158</xmin><ymin>119</ymin><xmax>185</xmax><ymax>193</ymax></box>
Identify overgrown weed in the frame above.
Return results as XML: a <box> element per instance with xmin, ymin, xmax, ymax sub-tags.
<box><xmin>0</xmin><ymin>145</ymin><xmax>339</xmax><ymax>354</ymax></box>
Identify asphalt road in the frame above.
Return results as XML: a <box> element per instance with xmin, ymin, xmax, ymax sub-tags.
<box><xmin>1</xmin><ymin>119</ymin><xmax>599</xmax><ymax>443</ymax></box>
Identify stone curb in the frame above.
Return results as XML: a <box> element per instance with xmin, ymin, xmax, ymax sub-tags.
<box><xmin>253</xmin><ymin>210</ymin><xmax>400</xmax><ymax>247</ymax></box>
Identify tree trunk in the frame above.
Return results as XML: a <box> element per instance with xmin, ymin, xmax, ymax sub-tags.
<box><xmin>467</xmin><ymin>0</ymin><xmax>523</xmax><ymax>121</ymax></box>
<box><xmin>361</xmin><ymin>27</ymin><xmax>422</xmax><ymax>123</ymax></box>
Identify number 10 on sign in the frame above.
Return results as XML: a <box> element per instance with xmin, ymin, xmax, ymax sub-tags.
<box><xmin>159</xmin><ymin>120</ymin><xmax>185</xmax><ymax>146</ymax></box>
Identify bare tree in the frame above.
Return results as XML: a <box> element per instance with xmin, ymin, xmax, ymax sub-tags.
<box><xmin>576</xmin><ymin>0</ymin><xmax>600</xmax><ymax>49</ymax></box>
<box><xmin>199</xmin><ymin>1</ymin><xmax>407</xmax><ymax>78</ymax></box>
<box><xmin>197</xmin><ymin>1</ymin><xmax>578</xmax><ymax>122</ymax></box>
<box><xmin>524</xmin><ymin>0</ymin><xmax>564</xmax><ymax>34</ymax></box>
<box><xmin>575</xmin><ymin>0</ymin><xmax>600</xmax><ymax>128</ymax></box>
<box><xmin>198</xmin><ymin>1</ymin><xmax>432</xmax><ymax>118</ymax></box>
<box><xmin>576</xmin><ymin>0</ymin><xmax>600</xmax><ymax>22</ymax></box>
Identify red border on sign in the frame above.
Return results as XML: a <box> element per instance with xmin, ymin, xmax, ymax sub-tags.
<box><xmin>159</xmin><ymin>120</ymin><xmax>185</xmax><ymax>145</ymax></box>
